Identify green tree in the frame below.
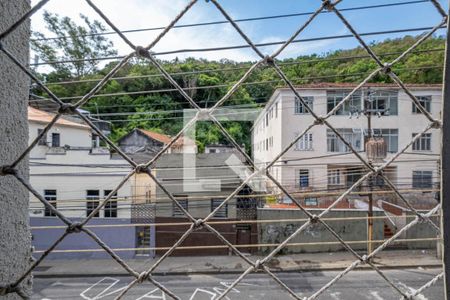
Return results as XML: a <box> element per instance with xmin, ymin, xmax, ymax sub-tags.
<box><xmin>31</xmin><ymin>11</ymin><xmax>117</xmax><ymax>78</ymax></box>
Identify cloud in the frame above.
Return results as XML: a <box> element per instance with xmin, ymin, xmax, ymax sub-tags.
<box><xmin>256</xmin><ymin>27</ymin><xmax>348</xmax><ymax>59</ymax></box>
<box><xmin>30</xmin><ymin>0</ymin><xmax>259</xmax><ymax>63</ymax></box>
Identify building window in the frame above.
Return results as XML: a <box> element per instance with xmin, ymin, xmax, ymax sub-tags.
<box><xmin>412</xmin><ymin>133</ymin><xmax>431</xmax><ymax>151</ymax></box>
<box><xmin>211</xmin><ymin>198</ymin><xmax>228</xmax><ymax>218</ymax></box>
<box><xmin>298</xmin><ymin>169</ymin><xmax>309</xmax><ymax>188</ymax></box>
<box><xmin>327</xmin><ymin>91</ymin><xmax>361</xmax><ymax>115</ymax></box>
<box><xmin>295</xmin><ymin>133</ymin><xmax>313</xmax><ymax>151</ymax></box>
<box><xmin>412</xmin><ymin>96</ymin><xmax>432</xmax><ymax>113</ymax></box>
<box><xmin>275</xmin><ymin>102</ymin><xmax>278</xmax><ymax>118</ymax></box>
<box><xmin>368</xmin><ymin>90</ymin><xmax>398</xmax><ymax>115</ymax></box>
<box><xmin>294</xmin><ymin>96</ymin><xmax>314</xmax><ymax>114</ymax></box>
<box><xmin>373</xmin><ymin>174</ymin><xmax>385</xmax><ymax>187</ymax></box>
<box><xmin>370</xmin><ymin>129</ymin><xmax>399</xmax><ymax>153</ymax></box>
<box><xmin>38</xmin><ymin>129</ymin><xmax>47</xmax><ymax>146</ymax></box>
<box><xmin>328</xmin><ymin>169</ymin><xmax>341</xmax><ymax>185</ymax></box>
<box><xmin>172</xmin><ymin>196</ymin><xmax>188</xmax><ymax>217</ymax></box>
<box><xmin>86</xmin><ymin>190</ymin><xmax>100</xmax><ymax>218</ymax></box>
<box><xmin>327</xmin><ymin>129</ymin><xmax>362</xmax><ymax>152</ymax></box>
<box><xmin>304</xmin><ymin>197</ymin><xmax>318</xmax><ymax>206</ymax></box>
<box><xmin>346</xmin><ymin>168</ymin><xmax>363</xmax><ymax>188</ymax></box>
<box><xmin>145</xmin><ymin>190</ymin><xmax>152</xmax><ymax>203</ymax></box>
<box><xmin>412</xmin><ymin>171</ymin><xmax>433</xmax><ymax>189</ymax></box>
<box><xmin>104</xmin><ymin>190</ymin><xmax>117</xmax><ymax>218</ymax></box>
<box><xmin>51</xmin><ymin>132</ymin><xmax>60</xmax><ymax>148</ymax></box>
<box><xmin>44</xmin><ymin>189</ymin><xmax>57</xmax><ymax>217</ymax></box>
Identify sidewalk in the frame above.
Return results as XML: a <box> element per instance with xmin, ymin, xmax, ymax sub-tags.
<box><xmin>34</xmin><ymin>249</ymin><xmax>442</xmax><ymax>278</ymax></box>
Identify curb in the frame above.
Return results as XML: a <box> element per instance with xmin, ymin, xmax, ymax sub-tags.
<box><xmin>33</xmin><ymin>264</ymin><xmax>442</xmax><ymax>278</ymax></box>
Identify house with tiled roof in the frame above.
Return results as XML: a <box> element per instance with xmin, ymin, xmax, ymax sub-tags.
<box><xmin>28</xmin><ymin>107</ymin><xmax>153</xmax><ymax>259</ymax></box>
<box><xmin>117</xmin><ymin>128</ymin><xmax>197</xmax><ymax>163</ymax></box>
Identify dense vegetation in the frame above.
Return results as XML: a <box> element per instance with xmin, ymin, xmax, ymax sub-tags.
<box><xmin>31</xmin><ymin>13</ymin><xmax>445</xmax><ymax>152</ymax></box>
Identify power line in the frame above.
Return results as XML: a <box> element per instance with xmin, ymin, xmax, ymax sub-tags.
<box><xmin>29</xmin><ymin>25</ymin><xmax>447</xmax><ymax>67</ymax></box>
<box><xmin>28</xmin><ymin>184</ymin><xmax>440</xmax><ymax>206</ymax></box>
<box><xmin>29</xmin><ymin>65</ymin><xmax>444</xmax><ymax>104</ymax></box>
<box><xmin>30</xmin><ymin>214</ymin><xmax>441</xmax><ymax>230</ymax></box>
<box><xmin>31</xmin><ymin>0</ymin><xmax>431</xmax><ymax>42</ymax></box>
<box><xmin>77</xmin><ymin>92</ymin><xmax>442</xmax><ymax>118</ymax></box>
<box><xmin>32</xmin><ymin>48</ymin><xmax>445</xmax><ymax>88</ymax></box>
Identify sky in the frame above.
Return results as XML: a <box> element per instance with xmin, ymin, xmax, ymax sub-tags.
<box><xmin>29</xmin><ymin>0</ymin><xmax>449</xmax><ymax>64</ymax></box>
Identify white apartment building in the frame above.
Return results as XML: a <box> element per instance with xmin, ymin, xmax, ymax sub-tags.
<box><xmin>28</xmin><ymin>107</ymin><xmax>133</xmax><ymax>219</ymax></box>
<box><xmin>252</xmin><ymin>83</ymin><xmax>441</xmax><ymax>208</ymax></box>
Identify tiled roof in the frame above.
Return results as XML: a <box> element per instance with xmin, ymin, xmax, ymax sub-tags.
<box><xmin>138</xmin><ymin>129</ymin><xmax>195</xmax><ymax>146</ymax></box>
<box><xmin>28</xmin><ymin>107</ymin><xmax>90</xmax><ymax>129</ymax></box>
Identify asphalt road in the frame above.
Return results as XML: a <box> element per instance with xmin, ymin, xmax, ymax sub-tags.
<box><xmin>32</xmin><ymin>269</ymin><xmax>444</xmax><ymax>300</ymax></box>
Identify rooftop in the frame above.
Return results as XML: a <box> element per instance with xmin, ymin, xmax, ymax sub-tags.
<box><xmin>28</xmin><ymin>107</ymin><xmax>90</xmax><ymax>129</ymax></box>
<box><xmin>138</xmin><ymin>128</ymin><xmax>195</xmax><ymax>147</ymax></box>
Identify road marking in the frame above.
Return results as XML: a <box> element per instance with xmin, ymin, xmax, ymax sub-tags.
<box><xmin>329</xmin><ymin>292</ymin><xmax>342</xmax><ymax>300</ymax></box>
<box><xmin>369</xmin><ymin>291</ymin><xmax>385</xmax><ymax>300</ymax></box>
<box><xmin>189</xmin><ymin>288</ymin><xmax>216</xmax><ymax>300</ymax></box>
<box><xmin>79</xmin><ymin>277</ymin><xmax>126</xmax><ymax>300</ymax></box>
<box><xmin>219</xmin><ymin>282</ymin><xmax>242</xmax><ymax>293</ymax></box>
<box><xmin>136</xmin><ymin>288</ymin><xmax>166</xmax><ymax>299</ymax></box>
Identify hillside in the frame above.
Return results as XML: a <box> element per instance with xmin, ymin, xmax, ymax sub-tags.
<box><xmin>33</xmin><ymin>35</ymin><xmax>445</xmax><ymax>151</ymax></box>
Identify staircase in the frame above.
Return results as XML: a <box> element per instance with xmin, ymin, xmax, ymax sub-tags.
<box><xmin>383</xmin><ymin>223</ymin><xmax>407</xmax><ymax>249</ymax></box>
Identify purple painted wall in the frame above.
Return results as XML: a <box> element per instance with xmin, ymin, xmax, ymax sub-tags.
<box><xmin>30</xmin><ymin>217</ymin><xmax>154</xmax><ymax>259</ymax></box>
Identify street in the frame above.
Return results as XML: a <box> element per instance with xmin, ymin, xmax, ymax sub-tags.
<box><xmin>32</xmin><ymin>268</ymin><xmax>443</xmax><ymax>300</ymax></box>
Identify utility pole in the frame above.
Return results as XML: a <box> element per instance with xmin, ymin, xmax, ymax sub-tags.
<box><xmin>365</xmin><ymin>90</ymin><xmax>374</xmax><ymax>255</ymax></box>
<box><xmin>364</xmin><ymin>88</ymin><xmax>387</xmax><ymax>255</ymax></box>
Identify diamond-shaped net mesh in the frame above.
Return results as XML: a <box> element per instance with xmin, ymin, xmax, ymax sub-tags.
<box><xmin>0</xmin><ymin>0</ymin><xmax>447</xmax><ymax>299</ymax></box>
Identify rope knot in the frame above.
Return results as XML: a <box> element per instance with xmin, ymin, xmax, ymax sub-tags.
<box><xmin>135</xmin><ymin>164</ymin><xmax>149</xmax><ymax>174</ymax></box>
<box><xmin>67</xmin><ymin>222</ymin><xmax>83</xmax><ymax>234</ymax></box>
<box><xmin>135</xmin><ymin>46</ymin><xmax>151</xmax><ymax>59</ymax></box>
<box><xmin>313</xmin><ymin>117</ymin><xmax>325</xmax><ymax>125</ymax></box>
<box><xmin>373</xmin><ymin>167</ymin><xmax>382</xmax><ymax>175</ymax></box>
<box><xmin>137</xmin><ymin>271</ymin><xmax>148</xmax><ymax>283</ymax></box>
<box><xmin>361</xmin><ymin>255</ymin><xmax>369</xmax><ymax>264</ymax></box>
<box><xmin>310</xmin><ymin>214</ymin><xmax>319</xmax><ymax>224</ymax></box>
<box><xmin>322</xmin><ymin>0</ymin><xmax>334</xmax><ymax>11</ymax></box>
<box><xmin>264</xmin><ymin>55</ymin><xmax>274</xmax><ymax>66</ymax></box>
<box><xmin>194</xmin><ymin>218</ymin><xmax>204</xmax><ymax>229</ymax></box>
<box><xmin>431</xmin><ymin>120</ymin><xmax>442</xmax><ymax>129</ymax></box>
<box><xmin>58</xmin><ymin>103</ymin><xmax>77</xmax><ymax>115</ymax></box>
<box><xmin>254</xmin><ymin>259</ymin><xmax>263</xmax><ymax>270</ymax></box>
<box><xmin>382</xmin><ymin>63</ymin><xmax>392</xmax><ymax>74</ymax></box>
<box><xmin>0</xmin><ymin>166</ymin><xmax>16</xmax><ymax>176</ymax></box>
<box><xmin>417</xmin><ymin>213</ymin><xmax>427</xmax><ymax>224</ymax></box>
